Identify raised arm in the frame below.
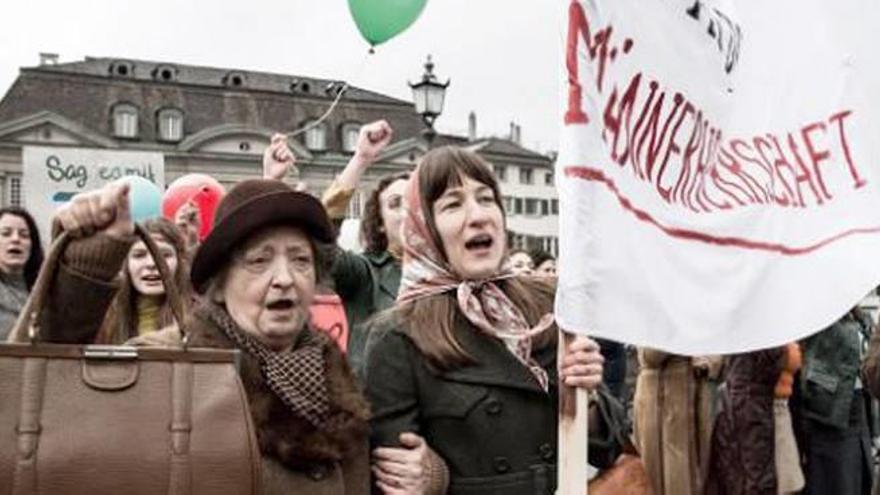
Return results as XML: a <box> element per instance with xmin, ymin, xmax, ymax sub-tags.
<box><xmin>33</xmin><ymin>183</ymin><xmax>135</xmax><ymax>344</ymax></box>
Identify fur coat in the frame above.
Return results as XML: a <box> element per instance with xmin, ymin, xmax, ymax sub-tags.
<box><xmin>134</xmin><ymin>309</ymin><xmax>371</xmax><ymax>495</ymax></box>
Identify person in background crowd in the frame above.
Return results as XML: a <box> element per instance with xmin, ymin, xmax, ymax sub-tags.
<box><xmin>774</xmin><ymin>342</ymin><xmax>805</xmax><ymax>494</ymax></box>
<box><xmin>706</xmin><ymin>347</ymin><xmax>785</xmax><ymax>495</ymax></box>
<box><xmin>529</xmin><ymin>248</ymin><xmax>556</xmax><ymax>277</ymax></box>
<box><xmin>364</xmin><ymin>147</ymin><xmax>615</xmax><ymax>494</ymax></box>
<box><xmin>263</xmin><ymin>121</ymin><xmax>398</xmax><ymax>376</ymax></box>
<box><xmin>38</xmin><ymin>179</ymin><xmax>398</xmax><ymax>494</ymax></box>
<box><xmin>173</xmin><ymin>201</ymin><xmax>201</xmax><ymax>253</ymax></box>
<box><xmin>507</xmin><ymin>248</ymin><xmax>534</xmax><ymax>275</ymax></box>
<box><xmin>0</xmin><ymin>206</ymin><xmax>43</xmax><ymax>340</ymax></box>
<box><xmin>861</xmin><ymin>305</ymin><xmax>880</xmax><ymax>495</ymax></box>
<box><xmin>162</xmin><ymin>175</ymin><xmax>225</xmax><ymax>258</ymax></box>
<box><xmin>633</xmin><ymin>349</ymin><xmax>722</xmax><ymax>495</ymax></box>
<box><xmin>94</xmin><ymin>218</ymin><xmax>192</xmax><ymax>344</ymax></box>
<box><xmin>796</xmin><ymin>307</ymin><xmax>874</xmax><ymax>495</ymax></box>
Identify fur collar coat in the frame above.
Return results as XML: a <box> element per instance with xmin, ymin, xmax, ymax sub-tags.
<box><xmin>134</xmin><ymin>306</ymin><xmax>371</xmax><ymax>494</ymax></box>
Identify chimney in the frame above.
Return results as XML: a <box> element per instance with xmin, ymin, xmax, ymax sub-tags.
<box><xmin>509</xmin><ymin>122</ymin><xmax>522</xmax><ymax>145</ymax></box>
<box><xmin>468</xmin><ymin>111</ymin><xmax>477</xmax><ymax>141</ymax></box>
<box><xmin>39</xmin><ymin>53</ymin><xmax>59</xmax><ymax>66</ymax></box>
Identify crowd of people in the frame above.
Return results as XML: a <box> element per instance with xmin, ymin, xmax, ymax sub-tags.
<box><xmin>2</xmin><ymin>119</ymin><xmax>880</xmax><ymax>495</ymax></box>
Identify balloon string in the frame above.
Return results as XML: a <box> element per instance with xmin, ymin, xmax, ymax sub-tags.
<box><xmin>287</xmin><ymin>49</ymin><xmax>375</xmax><ymax>138</ymax></box>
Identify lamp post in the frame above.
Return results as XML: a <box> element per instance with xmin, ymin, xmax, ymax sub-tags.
<box><xmin>409</xmin><ymin>55</ymin><xmax>450</xmax><ymax>147</ymax></box>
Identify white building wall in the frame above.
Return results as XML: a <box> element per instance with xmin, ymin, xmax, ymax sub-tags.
<box><xmin>495</xmin><ymin>161</ymin><xmax>559</xmax><ymax>255</ymax></box>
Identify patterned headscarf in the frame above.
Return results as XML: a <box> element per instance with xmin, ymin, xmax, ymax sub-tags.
<box><xmin>396</xmin><ymin>163</ymin><xmax>554</xmax><ymax>391</ymax></box>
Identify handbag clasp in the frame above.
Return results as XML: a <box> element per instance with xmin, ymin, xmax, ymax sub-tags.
<box><xmin>83</xmin><ymin>345</ymin><xmax>139</xmax><ymax>360</ymax></box>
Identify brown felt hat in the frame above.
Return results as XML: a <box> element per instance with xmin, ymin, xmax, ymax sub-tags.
<box><xmin>190</xmin><ymin>179</ymin><xmax>334</xmax><ymax>293</ymax></box>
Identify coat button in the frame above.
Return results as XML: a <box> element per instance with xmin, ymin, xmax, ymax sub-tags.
<box><xmin>539</xmin><ymin>443</ymin><xmax>554</xmax><ymax>461</ymax></box>
<box><xmin>485</xmin><ymin>399</ymin><xmax>503</xmax><ymax>416</ymax></box>
<box><xmin>493</xmin><ymin>457</ymin><xmax>511</xmax><ymax>474</ymax></box>
<box><xmin>308</xmin><ymin>465</ymin><xmax>327</xmax><ymax>481</ymax></box>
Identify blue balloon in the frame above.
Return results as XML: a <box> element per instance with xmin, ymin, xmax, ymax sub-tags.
<box><xmin>123</xmin><ymin>175</ymin><xmax>162</xmax><ymax>223</ymax></box>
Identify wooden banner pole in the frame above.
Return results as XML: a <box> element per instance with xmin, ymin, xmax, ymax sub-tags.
<box><xmin>558</xmin><ymin>330</ymin><xmax>589</xmax><ymax>495</ymax></box>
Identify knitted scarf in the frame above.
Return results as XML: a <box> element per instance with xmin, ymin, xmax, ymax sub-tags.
<box><xmin>203</xmin><ymin>302</ymin><xmax>330</xmax><ymax>428</ymax></box>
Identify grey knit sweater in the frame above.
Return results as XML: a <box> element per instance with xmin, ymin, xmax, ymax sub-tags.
<box><xmin>0</xmin><ymin>271</ymin><xmax>27</xmax><ymax>341</ymax></box>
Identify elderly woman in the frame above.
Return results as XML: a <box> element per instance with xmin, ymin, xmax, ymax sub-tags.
<box><xmin>364</xmin><ymin>147</ymin><xmax>613</xmax><ymax>494</ymax></box>
<box><xmin>264</xmin><ymin>121</ymin><xmax>404</xmax><ymax>376</ymax></box>
<box><xmin>39</xmin><ymin>179</ymin><xmax>380</xmax><ymax>494</ymax></box>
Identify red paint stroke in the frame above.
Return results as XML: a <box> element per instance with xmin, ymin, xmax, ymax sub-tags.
<box><xmin>564</xmin><ymin>165</ymin><xmax>880</xmax><ymax>255</ymax></box>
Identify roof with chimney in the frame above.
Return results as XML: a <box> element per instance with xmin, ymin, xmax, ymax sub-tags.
<box><xmin>0</xmin><ymin>56</ymin><xmax>424</xmax><ymax>152</ymax></box>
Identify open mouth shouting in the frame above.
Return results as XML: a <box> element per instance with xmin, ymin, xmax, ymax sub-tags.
<box><xmin>137</xmin><ymin>273</ymin><xmax>165</xmax><ymax>290</ymax></box>
<box><xmin>6</xmin><ymin>247</ymin><xmax>24</xmax><ymax>258</ymax></box>
<box><xmin>265</xmin><ymin>298</ymin><xmax>298</xmax><ymax>320</ymax></box>
<box><xmin>464</xmin><ymin>233</ymin><xmax>494</xmax><ymax>255</ymax></box>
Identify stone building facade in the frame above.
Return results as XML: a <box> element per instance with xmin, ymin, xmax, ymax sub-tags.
<box><xmin>0</xmin><ymin>55</ymin><xmax>558</xmax><ymax>255</ymax></box>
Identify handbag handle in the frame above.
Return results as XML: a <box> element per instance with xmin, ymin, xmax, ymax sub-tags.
<box><xmin>10</xmin><ymin>224</ymin><xmax>189</xmax><ymax>346</ymax></box>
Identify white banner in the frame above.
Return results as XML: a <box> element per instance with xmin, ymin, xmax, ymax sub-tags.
<box><xmin>22</xmin><ymin>146</ymin><xmax>165</xmax><ymax>242</ymax></box>
<box><xmin>555</xmin><ymin>0</ymin><xmax>880</xmax><ymax>354</ymax></box>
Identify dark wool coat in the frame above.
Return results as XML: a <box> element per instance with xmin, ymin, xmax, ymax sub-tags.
<box><xmin>331</xmin><ymin>249</ymin><xmax>400</xmax><ymax>377</ymax></box>
<box><xmin>705</xmin><ymin>348</ymin><xmax>784</xmax><ymax>495</ymax></box>
<box><xmin>39</xmin><ymin>234</ymin><xmax>371</xmax><ymax>495</ymax></box>
<box><xmin>364</xmin><ymin>311</ymin><xmax>620</xmax><ymax>495</ymax></box>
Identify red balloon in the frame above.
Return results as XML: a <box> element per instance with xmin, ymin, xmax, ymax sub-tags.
<box><xmin>162</xmin><ymin>174</ymin><xmax>225</xmax><ymax>241</ymax></box>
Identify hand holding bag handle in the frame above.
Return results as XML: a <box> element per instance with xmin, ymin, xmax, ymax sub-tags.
<box><xmin>0</xmin><ymin>225</ymin><xmax>262</xmax><ymax>494</ymax></box>
<box><xmin>7</xmin><ymin>223</ymin><xmax>189</xmax><ymax>346</ymax></box>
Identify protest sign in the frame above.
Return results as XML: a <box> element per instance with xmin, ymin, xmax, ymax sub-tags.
<box><xmin>22</xmin><ymin>146</ymin><xmax>165</xmax><ymax>241</ymax></box>
<box><xmin>556</xmin><ymin>0</ymin><xmax>880</xmax><ymax>354</ymax></box>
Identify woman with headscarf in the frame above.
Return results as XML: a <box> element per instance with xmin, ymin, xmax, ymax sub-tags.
<box><xmin>31</xmin><ymin>178</ymin><xmax>448</xmax><ymax>494</ymax></box>
<box><xmin>363</xmin><ymin>147</ymin><xmax>613</xmax><ymax>494</ymax></box>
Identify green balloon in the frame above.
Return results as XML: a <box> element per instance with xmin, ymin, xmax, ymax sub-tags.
<box><xmin>348</xmin><ymin>0</ymin><xmax>428</xmax><ymax>46</ymax></box>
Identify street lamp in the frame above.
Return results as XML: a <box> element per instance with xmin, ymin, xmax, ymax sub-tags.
<box><xmin>409</xmin><ymin>55</ymin><xmax>450</xmax><ymax>147</ymax></box>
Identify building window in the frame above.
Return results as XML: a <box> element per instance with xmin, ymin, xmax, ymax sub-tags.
<box><xmin>502</xmin><ymin>196</ymin><xmax>514</xmax><ymax>214</ymax></box>
<box><xmin>519</xmin><ymin>167</ymin><xmax>534</xmax><ymax>184</ymax></box>
<box><xmin>508</xmin><ymin>232</ymin><xmax>525</xmax><ymax>250</ymax></box>
<box><xmin>514</xmin><ymin>198</ymin><xmax>524</xmax><ymax>215</ymax></box>
<box><xmin>545</xmin><ymin>171</ymin><xmax>554</xmax><ymax>186</ymax></box>
<box><xmin>525</xmin><ymin>198</ymin><xmax>541</xmax><ymax>216</ymax></box>
<box><xmin>347</xmin><ymin>191</ymin><xmax>363</xmax><ymax>219</ymax></box>
<box><xmin>157</xmin><ymin>108</ymin><xmax>184</xmax><ymax>142</ymax></box>
<box><xmin>153</xmin><ymin>65</ymin><xmax>178</xmax><ymax>82</ymax></box>
<box><xmin>7</xmin><ymin>176</ymin><xmax>21</xmax><ymax>207</ymax></box>
<box><xmin>494</xmin><ymin>165</ymin><xmax>507</xmax><ymax>182</ymax></box>
<box><xmin>342</xmin><ymin>123</ymin><xmax>361</xmax><ymax>153</ymax></box>
<box><xmin>112</xmin><ymin>103</ymin><xmax>139</xmax><ymax>139</ymax></box>
<box><xmin>551</xmin><ymin>199</ymin><xmax>559</xmax><ymax>215</ymax></box>
<box><xmin>541</xmin><ymin>200</ymin><xmax>549</xmax><ymax>216</ymax></box>
<box><xmin>109</xmin><ymin>60</ymin><xmax>135</xmax><ymax>78</ymax></box>
<box><xmin>223</xmin><ymin>71</ymin><xmax>247</xmax><ymax>88</ymax></box>
<box><xmin>304</xmin><ymin>121</ymin><xmax>327</xmax><ymax>151</ymax></box>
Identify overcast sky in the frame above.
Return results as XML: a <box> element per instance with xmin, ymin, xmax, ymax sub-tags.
<box><xmin>1</xmin><ymin>0</ymin><xmax>563</xmax><ymax>152</ymax></box>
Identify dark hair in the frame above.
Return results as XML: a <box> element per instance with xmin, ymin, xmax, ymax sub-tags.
<box><xmin>360</xmin><ymin>172</ymin><xmax>410</xmax><ymax>254</ymax></box>
<box><xmin>0</xmin><ymin>207</ymin><xmax>44</xmax><ymax>290</ymax></box>
<box><xmin>509</xmin><ymin>248</ymin><xmax>533</xmax><ymax>261</ymax></box>
<box><xmin>529</xmin><ymin>248</ymin><xmax>555</xmax><ymax>268</ymax></box>
<box><xmin>392</xmin><ymin>146</ymin><xmax>554</xmax><ymax>370</ymax></box>
<box><xmin>96</xmin><ymin>218</ymin><xmax>192</xmax><ymax>344</ymax></box>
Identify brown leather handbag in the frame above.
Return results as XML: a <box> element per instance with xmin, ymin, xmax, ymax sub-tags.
<box><xmin>0</xmin><ymin>227</ymin><xmax>262</xmax><ymax>494</ymax></box>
